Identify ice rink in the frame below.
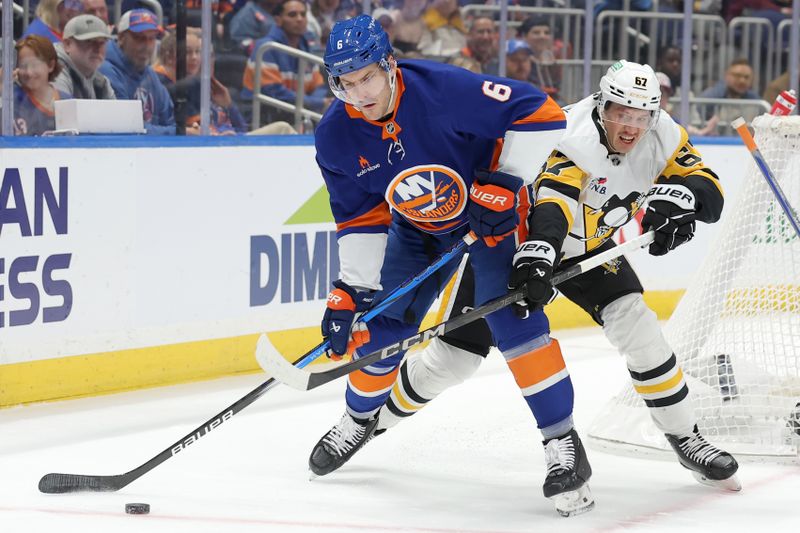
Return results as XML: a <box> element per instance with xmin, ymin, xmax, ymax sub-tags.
<box><xmin>2</xmin><ymin>327</ymin><xmax>798</xmax><ymax>533</ymax></box>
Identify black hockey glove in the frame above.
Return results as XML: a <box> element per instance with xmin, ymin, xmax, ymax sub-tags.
<box><xmin>642</xmin><ymin>183</ymin><xmax>697</xmax><ymax>256</ymax></box>
<box><xmin>508</xmin><ymin>240</ymin><xmax>559</xmax><ymax>318</ymax></box>
<box><xmin>321</xmin><ymin>280</ymin><xmax>375</xmax><ymax>360</ymax></box>
<box><xmin>468</xmin><ymin>169</ymin><xmax>523</xmax><ymax>247</ymax></box>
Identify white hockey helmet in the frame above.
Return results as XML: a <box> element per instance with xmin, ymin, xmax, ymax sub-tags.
<box><xmin>597</xmin><ymin>60</ymin><xmax>661</xmax><ymax>130</ymax></box>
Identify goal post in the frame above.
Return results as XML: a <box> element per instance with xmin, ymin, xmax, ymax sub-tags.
<box><xmin>588</xmin><ymin>115</ymin><xmax>800</xmax><ymax>464</ymax></box>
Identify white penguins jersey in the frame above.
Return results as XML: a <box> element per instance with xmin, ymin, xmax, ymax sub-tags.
<box><xmin>530</xmin><ymin>94</ymin><xmax>724</xmax><ymax>261</ymax></box>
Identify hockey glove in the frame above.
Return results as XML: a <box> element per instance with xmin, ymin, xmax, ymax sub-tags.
<box><xmin>322</xmin><ymin>280</ymin><xmax>375</xmax><ymax>360</ymax></box>
<box><xmin>642</xmin><ymin>183</ymin><xmax>697</xmax><ymax>256</ymax></box>
<box><xmin>508</xmin><ymin>240</ymin><xmax>559</xmax><ymax>318</ymax></box>
<box><xmin>467</xmin><ymin>169</ymin><xmax>523</xmax><ymax>247</ymax></box>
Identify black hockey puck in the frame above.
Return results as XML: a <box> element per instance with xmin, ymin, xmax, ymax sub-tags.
<box><xmin>125</xmin><ymin>503</ymin><xmax>150</xmax><ymax>514</ymax></box>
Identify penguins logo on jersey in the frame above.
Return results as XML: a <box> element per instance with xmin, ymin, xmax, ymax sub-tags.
<box><xmin>582</xmin><ymin>191</ymin><xmax>646</xmax><ymax>250</ymax></box>
<box><xmin>386</xmin><ymin>165</ymin><xmax>467</xmax><ymax>231</ymax></box>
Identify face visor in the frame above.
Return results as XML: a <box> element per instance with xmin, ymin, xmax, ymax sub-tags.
<box><xmin>600</xmin><ymin>102</ymin><xmax>659</xmax><ymax>132</ymax></box>
<box><xmin>328</xmin><ymin>58</ymin><xmax>395</xmax><ymax>109</ymax></box>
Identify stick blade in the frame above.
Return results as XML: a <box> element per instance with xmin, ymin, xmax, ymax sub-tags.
<box><xmin>39</xmin><ymin>473</ymin><xmax>124</xmax><ymax>493</ymax></box>
<box><xmin>255</xmin><ymin>334</ymin><xmax>312</xmax><ymax>390</ymax></box>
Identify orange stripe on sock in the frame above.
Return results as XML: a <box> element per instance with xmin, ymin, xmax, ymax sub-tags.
<box><xmin>506</xmin><ymin>339</ymin><xmax>566</xmax><ymax>390</ymax></box>
<box><xmin>348</xmin><ymin>367</ymin><xmax>399</xmax><ymax>394</ymax></box>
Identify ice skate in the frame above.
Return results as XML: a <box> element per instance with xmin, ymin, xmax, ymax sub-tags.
<box><xmin>308</xmin><ymin>413</ymin><xmax>379</xmax><ymax>477</ymax></box>
<box><xmin>542</xmin><ymin>428</ymin><xmax>595</xmax><ymax>517</ymax></box>
<box><xmin>666</xmin><ymin>425</ymin><xmax>741</xmax><ymax>491</ymax></box>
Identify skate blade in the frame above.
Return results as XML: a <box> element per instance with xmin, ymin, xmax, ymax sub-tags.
<box><xmin>549</xmin><ymin>484</ymin><xmax>595</xmax><ymax>517</ymax></box>
<box><xmin>691</xmin><ymin>471</ymin><xmax>742</xmax><ymax>492</ymax></box>
<box><xmin>309</xmin><ymin>471</ymin><xmax>318</xmax><ymax>481</ymax></box>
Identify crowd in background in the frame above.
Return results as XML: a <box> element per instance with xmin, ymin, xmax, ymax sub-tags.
<box><xmin>1</xmin><ymin>0</ymin><xmax>798</xmax><ymax>136</ymax></box>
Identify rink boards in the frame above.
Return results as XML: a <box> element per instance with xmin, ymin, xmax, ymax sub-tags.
<box><xmin>0</xmin><ymin>136</ymin><xmax>750</xmax><ymax>406</ymax></box>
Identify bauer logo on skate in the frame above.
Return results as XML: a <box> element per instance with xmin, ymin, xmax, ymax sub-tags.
<box><xmin>0</xmin><ymin>166</ymin><xmax>73</xmax><ymax>329</ymax></box>
<box><xmin>386</xmin><ymin>165</ymin><xmax>467</xmax><ymax>231</ymax></box>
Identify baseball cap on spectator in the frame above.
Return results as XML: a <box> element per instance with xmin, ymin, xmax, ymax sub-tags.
<box><xmin>372</xmin><ymin>8</ymin><xmax>394</xmax><ymax>23</ymax></box>
<box><xmin>506</xmin><ymin>39</ymin><xmax>532</xmax><ymax>56</ymax></box>
<box><xmin>118</xmin><ymin>9</ymin><xmax>164</xmax><ymax>35</ymax></box>
<box><xmin>63</xmin><ymin>14</ymin><xmax>113</xmax><ymax>40</ymax></box>
<box><xmin>656</xmin><ymin>71</ymin><xmax>673</xmax><ymax>94</ymax></box>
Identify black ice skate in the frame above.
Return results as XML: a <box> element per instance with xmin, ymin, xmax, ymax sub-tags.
<box><xmin>665</xmin><ymin>425</ymin><xmax>741</xmax><ymax>491</ymax></box>
<box><xmin>542</xmin><ymin>428</ymin><xmax>595</xmax><ymax>517</ymax></box>
<box><xmin>308</xmin><ymin>413</ymin><xmax>379</xmax><ymax>477</ymax></box>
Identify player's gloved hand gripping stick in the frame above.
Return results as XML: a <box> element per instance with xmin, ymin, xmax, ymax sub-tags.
<box><xmin>258</xmin><ymin>231</ymin><xmax>655</xmax><ymax>391</ymax></box>
<box><xmin>37</xmin><ymin>232</ymin><xmax>477</xmax><ymax>494</ymax></box>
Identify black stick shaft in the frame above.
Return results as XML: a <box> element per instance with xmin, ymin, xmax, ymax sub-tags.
<box><xmin>38</xmin><ymin>373</ymin><xmax>289</xmax><ymax>493</ymax></box>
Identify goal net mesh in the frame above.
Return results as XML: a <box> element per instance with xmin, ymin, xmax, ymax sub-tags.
<box><xmin>588</xmin><ymin>115</ymin><xmax>800</xmax><ymax>463</ymax></box>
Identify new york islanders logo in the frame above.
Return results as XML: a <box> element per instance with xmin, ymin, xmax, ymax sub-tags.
<box><xmin>386</xmin><ymin>165</ymin><xmax>467</xmax><ymax>232</ymax></box>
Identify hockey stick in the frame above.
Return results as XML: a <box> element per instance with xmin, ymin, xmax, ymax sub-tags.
<box><xmin>732</xmin><ymin>117</ymin><xmax>800</xmax><ymax>239</ymax></box>
<box><xmin>258</xmin><ymin>231</ymin><xmax>655</xmax><ymax>391</ymax></box>
<box><xmin>37</xmin><ymin>232</ymin><xmax>476</xmax><ymax>494</ymax></box>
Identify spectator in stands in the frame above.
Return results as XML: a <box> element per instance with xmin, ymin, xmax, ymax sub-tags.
<box><xmin>658</xmin><ymin>70</ymin><xmax>718</xmax><ymax>136</ymax></box>
<box><xmin>242</xmin><ymin>0</ymin><xmax>330</xmax><ymax>113</ymax></box>
<box><xmin>592</xmin><ymin>0</ymin><xmax>652</xmax><ymax>17</ymax></box>
<box><xmin>657</xmin><ymin>71</ymin><xmax>672</xmax><ymax>113</ymax></box>
<box><xmin>229</xmin><ymin>0</ymin><xmax>282</xmax><ymax>52</ymax></box>
<box><xmin>81</xmin><ymin>0</ymin><xmax>109</xmax><ymax>23</ymax></box>
<box><xmin>504</xmin><ymin>39</ymin><xmax>532</xmax><ymax>83</ymax></box>
<box><xmin>154</xmin><ymin>29</ymin><xmax>249</xmax><ymax>135</ymax></box>
<box><xmin>419</xmin><ymin>0</ymin><xmax>467</xmax><ymax>57</ymax></box>
<box><xmin>371</xmin><ymin>8</ymin><xmax>397</xmax><ymax>44</ymax></box>
<box><xmin>448</xmin><ymin>54</ymin><xmax>481</xmax><ymax>73</ymax></box>
<box><xmin>99</xmin><ymin>9</ymin><xmax>176</xmax><ymax>135</ymax></box>
<box><xmin>11</xmin><ymin>35</ymin><xmax>71</xmax><ymax>135</ymax></box>
<box><xmin>700</xmin><ymin>58</ymin><xmax>760</xmax><ymax>105</ymax></box>
<box><xmin>700</xmin><ymin>58</ymin><xmax>762</xmax><ymax>132</ymax></box>
<box><xmin>307</xmin><ymin>0</ymin><xmax>354</xmax><ymax>47</ymax></box>
<box><xmin>390</xmin><ymin>0</ymin><xmax>432</xmax><ymax>56</ymax></box>
<box><xmin>656</xmin><ymin>44</ymin><xmax>682</xmax><ymax>93</ymax></box>
<box><xmin>24</xmin><ymin>0</ymin><xmax>84</xmax><ymax>43</ymax></box>
<box><xmin>455</xmin><ymin>16</ymin><xmax>498</xmax><ymax>75</ymax></box>
<box><xmin>54</xmin><ymin>14</ymin><xmax>115</xmax><ymax>99</ymax></box>
<box><xmin>763</xmin><ymin>70</ymin><xmax>798</xmax><ymax>105</ymax></box>
<box><xmin>519</xmin><ymin>15</ymin><xmax>562</xmax><ymax>103</ymax></box>
<box><xmin>724</xmin><ymin>0</ymin><xmax>792</xmax><ymax>25</ymax></box>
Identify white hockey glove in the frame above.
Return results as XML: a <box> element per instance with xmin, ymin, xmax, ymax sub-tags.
<box><xmin>642</xmin><ymin>183</ymin><xmax>697</xmax><ymax>256</ymax></box>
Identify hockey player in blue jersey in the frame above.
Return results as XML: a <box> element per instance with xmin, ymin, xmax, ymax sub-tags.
<box><xmin>310</xmin><ymin>14</ymin><xmax>593</xmax><ymax>516</ymax></box>
<box><xmin>326</xmin><ymin>60</ymin><xmax>741</xmax><ymax>493</ymax></box>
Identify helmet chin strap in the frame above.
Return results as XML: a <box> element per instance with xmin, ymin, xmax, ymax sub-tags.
<box><xmin>383</xmin><ymin>66</ymin><xmax>398</xmax><ymax>116</ymax></box>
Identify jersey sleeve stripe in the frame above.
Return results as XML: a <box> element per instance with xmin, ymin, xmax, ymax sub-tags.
<box><xmin>511</xmin><ymin>97</ymin><xmax>566</xmax><ymax>131</ymax></box>
<box><xmin>335</xmin><ymin>203</ymin><xmax>392</xmax><ymax>235</ymax></box>
<box><xmin>536</xmin><ymin>177</ymin><xmax>581</xmax><ymax>201</ymax></box>
<box><xmin>535</xmin><ymin>197</ymin><xmax>575</xmax><ymax>230</ymax></box>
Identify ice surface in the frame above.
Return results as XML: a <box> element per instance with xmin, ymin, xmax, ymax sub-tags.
<box><xmin>1</xmin><ymin>328</ymin><xmax>797</xmax><ymax>532</ymax></box>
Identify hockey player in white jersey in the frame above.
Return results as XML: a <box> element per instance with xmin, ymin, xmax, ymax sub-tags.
<box><xmin>324</xmin><ymin>60</ymin><xmax>742</xmax><ymax>493</ymax></box>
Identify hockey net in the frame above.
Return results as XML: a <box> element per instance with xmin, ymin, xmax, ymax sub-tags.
<box><xmin>588</xmin><ymin>115</ymin><xmax>800</xmax><ymax>463</ymax></box>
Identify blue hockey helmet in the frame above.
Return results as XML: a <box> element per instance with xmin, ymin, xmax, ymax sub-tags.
<box><xmin>324</xmin><ymin>14</ymin><xmax>393</xmax><ymax>78</ymax></box>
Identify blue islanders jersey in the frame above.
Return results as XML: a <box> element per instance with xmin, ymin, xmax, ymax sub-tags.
<box><xmin>13</xmin><ymin>84</ymin><xmax>71</xmax><ymax>136</ymax></box>
<box><xmin>314</xmin><ymin>60</ymin><xmax>566</xmax><ymax>239</ymax></box>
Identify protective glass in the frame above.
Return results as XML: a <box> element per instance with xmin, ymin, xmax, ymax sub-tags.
<box><xmin>329</xmin><ymin>64</ymin><xmax>392</xmax><ymax>107</ymax></box>
<box><xmin>600</xmin><ymin>103</ymin><xmax>658</xmax><ymax>131</ymax></box>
